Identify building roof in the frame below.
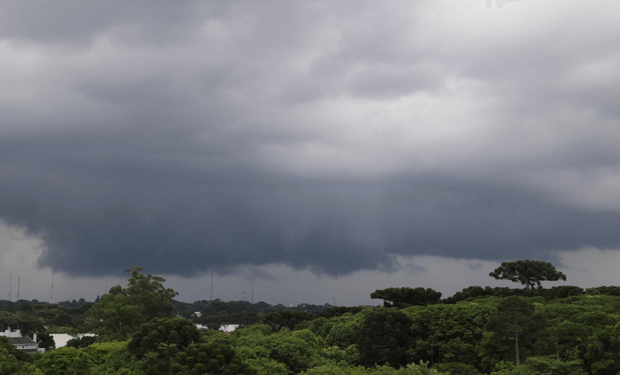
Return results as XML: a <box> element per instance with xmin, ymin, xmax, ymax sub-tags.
<box><xmin>50</xmin><ymin>333</ymin><xmax>96</xmax><ymax>349</ymax></box>
<box><xmin>7</xmin><ymin>336</ymin><xmax>36</xmax><ymax>346</ymax></box>
<box><xmin>50</xmin><ymin>334</ymin><xmax>73</xmax><ymax>349</ymax></box>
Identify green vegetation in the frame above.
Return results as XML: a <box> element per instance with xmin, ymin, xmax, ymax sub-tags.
<box><xmin>370</xmin><ymin>287</ymin><xmax>442</xmax><ymax>308</ymax></box>
<box><xmin>90</xmin><ymin>266</ymin><xmax>178</xmax><ymax>340</ymax></box>
<box><xmin>4</xmin><ymin>262</ymin><xmax>620</xmax><ymax>374</ymax></box>
<box><xmin>489</xmin><ymin>260</ymin><xmax>567</xmax><ymax>290</ymax></box>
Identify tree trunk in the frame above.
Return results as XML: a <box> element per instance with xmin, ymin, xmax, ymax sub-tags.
<box><xmin>515</xmin><ymin>328</ymin><xmax>520</xmax><ymax>366</ymax></box>
<box><xmin>555</xmin><ymin>328</ymin><xmax>559</xmax><ymax>361</ymax></box>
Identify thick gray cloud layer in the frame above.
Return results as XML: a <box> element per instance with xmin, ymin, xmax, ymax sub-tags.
<box><xmin>1</xmin><ymin>0</ymin><xmax>620</xmax><ymax>278</ymax></box>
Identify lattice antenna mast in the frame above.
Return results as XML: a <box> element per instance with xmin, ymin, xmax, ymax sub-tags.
<box><xmin>243</xmin><ymin>277</ymin><xmax>247</xmax><ymax>301</ymax></box>
<box><xmin>8</xmin><ymin>272</ymin><xmax>12</xmax><ymax>302</ymax></box>
<box><xmin>251</xmin><ymin>283</ymin><xmax>254</xmax><ymax>304</ymax></box>
<box><xmin>17</xmin><ymin>275</ymin><xmax>20</xmax><ymax>301</ymax></box>
<box><xmin>210</xmin><ymin>273</ymin><xmax>214</xmax><ymax>301</ymax></box>
<box><xmin>50</xmin><ymin>272</ymin><xmax>54</xmax><ymax>303</ymax></box>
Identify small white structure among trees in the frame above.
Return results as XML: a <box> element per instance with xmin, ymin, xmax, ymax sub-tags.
<box><xmin>0</xmin><ymin>329</ymin><xmax>43</xmax><ymax>353</ymax></box>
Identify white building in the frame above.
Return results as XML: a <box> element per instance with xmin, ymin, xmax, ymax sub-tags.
<box><xmin>0</xmin><ymin>329</ymin><xmax>43</xmax><ymax>353</ymax></box>
<box><xmin>50</xmin><ymin>333</ymin><xmax>96</xmax><ymax>349</ymax></box>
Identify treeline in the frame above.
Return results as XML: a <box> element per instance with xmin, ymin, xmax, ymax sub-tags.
<box><xmin>173</xmin><ymin>299</ymin><xmax>334</xmax><ymax>329</ymax></box>
<box><xmin>366</xmin><ymin>285</ymin><xmax>620</xmax><ymax>307</ymax></box>
<box><xmin>4</xmin><ymin>263</ymin><xmax>620</xmax><ymax>374</ymax></box>
<box><xmin>7</xmin><ymin>292</ymin><xmax>619</xmax><ymax>374</ymax></box>
<box><xmin>2</xmin><ymin>284</ymin><xmax>620</xmax><ymax>331</ymax></box>
<box><xmin>0</xmin><ymin>298</ymin><xmax>91</xmax><ymax>312</ymax></box>
<box><xmin>0</xmin><ymin>296</ymin><xmax>330</xmax><ymax>336</ymax></box>
<box><xmin>0</xmin><ymin>301</ymin><xmax>91</xmax><ymax>348</ymax></box>
<box><xmin>446</xmin><ymin>285</ymin><xmax>620</xmax><ymax>303</ymax></box>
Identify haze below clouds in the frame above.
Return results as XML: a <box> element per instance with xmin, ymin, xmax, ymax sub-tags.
<box><xmin>1</xmin><ymin>0</ymin><xmax>620</xmax><ymax>305</ymax></box>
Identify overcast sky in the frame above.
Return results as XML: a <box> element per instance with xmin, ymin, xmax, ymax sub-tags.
<box><xmin>2</xmin><ymin>0</ymin><xmax>620</xmax><ymax>306</ymax></box>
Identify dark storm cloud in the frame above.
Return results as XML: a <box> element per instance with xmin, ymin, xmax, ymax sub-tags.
<box><xmin>2</xmin><ymin>1</ymin><xmax>620</xmax><ymax>278</ymax></box>
<box><xmin>377</xmin><ymin>176</ymin><xmax>620</xmax><ymax>261</ymax></box>
<box><xmin>0</xmin><ymin>0</ymin><xmax>209</xmax><ymax>46</ymax></box>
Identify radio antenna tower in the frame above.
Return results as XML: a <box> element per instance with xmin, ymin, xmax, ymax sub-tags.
<box><xmin>8</xmin><ymin>272</ymin><xmax>12</xmax><ymax>302</ymax></box>
<box><xmin>17</xmin><ymin>275</ymin><xmax>20</xmax><ymax>301</ymax></box>
<box><xmin>50</xmin><ymin>272</ymin><xmax>54</xmax><ymax>303</ymax></box>
<box><xmin>251</xmin><ymin>283</ymin><xmax>254</xmax><ymax>304</ymax></box>
<box><xmin>243</xmin><ymin>277</ymin><xmax>247</xmax><ymax>301</ymax></box>
<box><xmin>210</xmin><ymin>273</ymin><xmax>214</xmax><ymax>301</ymax></box>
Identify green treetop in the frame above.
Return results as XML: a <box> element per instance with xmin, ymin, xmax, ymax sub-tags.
<box><xmin>370</xmin><ymin>287</ymin><xmax>441</xmax><ymax>307</ymax></box>
<box><xmin>489</xmin><ymin>260</ymin><xmax>566</xmax><ymax>290</ymax></box>
<box><xmin>90</xmin><ymin>266</ymin><xmax>178</xmax><ymax>340</ymax></box>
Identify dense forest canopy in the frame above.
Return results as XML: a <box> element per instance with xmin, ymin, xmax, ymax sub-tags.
<box><xmin>2</xmin><ymin>264</ymin><xmax>620</xmax><ymax>374</ymax></box>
